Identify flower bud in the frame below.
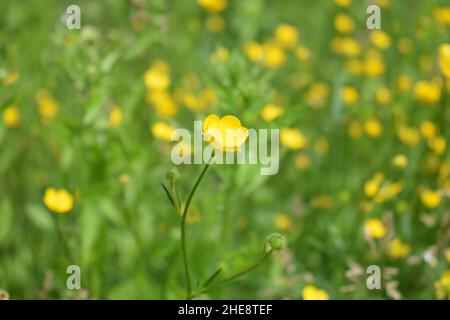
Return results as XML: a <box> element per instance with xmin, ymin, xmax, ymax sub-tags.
<box><xmin>265</xmin><ymin>233</ymin><xmax>286</xmax><ymax>252</ymax></box>
<box><xmin>166</xmin><ymin>168</ymin><xmax>180</xmax><ymax>186</ymax></box>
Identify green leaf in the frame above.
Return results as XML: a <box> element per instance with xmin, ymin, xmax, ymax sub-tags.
<box><xmin>202</xmin><ymin>267</ymin><xmax>223</xmax><ymax>288</ymax></box>
<box><xmin>26</xmin><ymin>204</ymin><xmax>54</xmax><ymax>231</ymax></box>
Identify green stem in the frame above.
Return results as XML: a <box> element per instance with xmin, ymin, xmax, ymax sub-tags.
<box><xmin>53</xmin><ymin>215</ymin><xmax>74</xmax><ymax>264</ymax></box>
<box><xmin>188</xmin><ymin>250</ymin><xmax>272</xmax><ymax>299</ymax></box>
<box><xmin>181</xmin><ymin>159</ymin><xmax>212</xmax><ymax>297</ymax></box>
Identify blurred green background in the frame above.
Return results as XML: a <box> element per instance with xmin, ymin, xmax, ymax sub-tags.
<box><xmin>0</xmin><ymin>0</ymin><xmax>449</xmax><ymax>299</ymax></box>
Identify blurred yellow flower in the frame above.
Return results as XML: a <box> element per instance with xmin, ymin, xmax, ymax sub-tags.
<box><xmin>434</xmin><ymin>270</ymin><xmax>450</xmax><ymax>300</ymax></box>
<box><xmin>147</xmin><ymin>91</ymin><xmax>178</xmax><ymax>117</ymax></box>
<box><xmin>260</xmin><ymin>103</ymin><xmax>284</xmax><ymax>121</ymax></box>
<box><xmin>346</xmin><ymin>59</ymin><xmax>363</xmax><ymax>75</ymax></box>
<box><xmin>3</xmin><ymin>69</ymin><xmax>19</xmax><ymax>86</ymax></box>
<box><xmin>211</xmin><ymin>46</ymin><xmax>229</xmax><ymax>63</ymax></box>
<box><xmin>197</xmin><ymin>0</ymin><xmax>227</xmax><ymax>13</ymax></box>
<box><xmin>280</xmin><ymin>128</ymin><xmax>307</xmax><ymax>150</ymax></box>
<box><xmin>420</xmin><ymin>120</ymin><xmax>438</xmax><ymax>139</ymax></box>
<box><xmin>420</xmin><ymin>189</ymin><xmax>442</xmax><ymax>209</ymax></box>
<box><xmin>331</xmin><ymin>37</ymin><xmax>361</xmax><ymax>57</ymax></box>
<box><xmin>370</xmin><ymin>30</ymin><xmax>391</xmax><ymax>50</ymax></box>
<box><xmin>244</xmin><ymin>42</ymin><xmax>264</xmax><ymax>62</ymax></box>
<box><xmin>151</xmin><ymin>122</ymin><xmax>176</xmax><ymax>142</ymax></box>
<box><xmin>398</xmin><ymin>38</ymin><xmax>412</xmax><ymax>54</ymax></box>
<box><xmin>36</xmin><ymin>89</ymin><xmax>58</xmax><ymax>121</ymax></box>
<box><xmin>144</xmin><ymin>63</ymin><xmax>170</xmax><ymax>91</ymax></box>
<box><xmin>388</xmin><ymin>237</ymin><xmax>411</xmax><ymax>259</ymax></box>
<box><xmin>333</xmin><ymin>0</ymin><xmax>351</xmax><ymax>7</ymax></box>
<box><xmin>364</xmin><ymin>119</ymin><xmax>382</xmax><ymax>137</ymax></box>
<box><xmin>302</xmin><ymin>285</ymin><xmax>329</xmax><ymax>300</ymax></box>
<box><xmin>414</xmin><ymin>80</ymin><xmax>441</xmax><ymax>105</ymax></box>
<box><xmin>295</xmin><ymin>154</ymin><xmax>310</xmax><ymax>170</ymax></box>
<box><xmin>311</xmin><ymin>195</ymin><xmax>333</xmax><ymax>209</ymax></box>
<box><xmin>334</xmin><ymin>14</ymin><xmax>355</xmax><ymax>34</ymax></box>
<box><xmin>438</xmin><ymin>43</ymin><xmax>450</xmax><ymax>78</ymax></box>
<box><xmin>203</xmin><ymin>114</ymin><xmax>248</xmax><ymax>151</ymax></box>
<box><xmin>43</xmin><ymin>188</ymin><xmax>74</xmax><ymax>214</ymax></box>
<box><xmin>314</xmin><ymin>138</ymin><xmax>329</xmax><ymax>156</ymax></box>
<box><xmin>275</xmin><ymin>24</ymin><xmax>298</xmax><ymax>48</ymax></box>
<box><xmin>109</xmin><ymin>106</ymin><xmax>123</xmax><ymax>127</ymax></box>
<box><xmin>306</xmin><ymin>82</ymin><xmax>329</xmax><ymax>108</ymax></box>
<box><xmin>428</xmin><ymin>136</ymin><xmax>447</xmax><ymax>155</ymax></box>
<box><xmin>295</xmin><ymin>46</ymin><xmax>311</xmax><ymax>61</ymax></box>
<box><xmin>348</xmin><ymin>121</ymin><xmax>362</xmax><ymax>140</ymax></box>
<box><xmin>275</xmin><ymin>213</ymin><xmax>293</xmax><ymax>231</ymax></box>
<box><xmin>364</xmin><ymin>53</ymin><xmax>385</xmax><ymax>76</ymax></box>
<box><xmin>364</xmin><ymin>219</ymin><xmax>386</xmax><ymax>239</ymax></box>
<box><xmin>376</xmin><ymin>87</ymin><xmax>391</xmax><ymax>105</ymax></box>
<box><xmin>397</xmin><ymin>126</ymin><xmax>420</xmax><ymax>146</ymax></box>
<box><xmin>341</xmin><ymin>86</ymin><xmax>359</xmax><ymax>105</ymax></box>
<box><xmin>364</xmin><ymin>173</ymin><xmax>384</xmax><ymax>198</ymax></box>
<box><xmin>397</xmin><ymin>75</ymin><xmax>411</xmax><ymax>92</ymax></box>
<box><xmin>263</xmin><ymin>43</ymin><xmax>286</xmax><ymax>68</ymax></box>
<box><xmin>3</xmin><ymin>105</ymin><xmax>21</xmax><ymax>127</ymax></box>
<box><xmin>434</xmin><ymin>7</ymin><xmax>450</xmax><ymax>26</ymax></box>
<box><xmin>206</xmin><ymin>14</ymin><xmax>225</xmax><ymax>33</ymax></box>
<box><xmin>393</xmin><ymin>154</ymin><xmax>408</xmax><ymax>168</ymax></box>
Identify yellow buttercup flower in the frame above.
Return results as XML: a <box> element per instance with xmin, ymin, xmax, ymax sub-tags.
<box><xmin>370</xmin><ymin>30</ymin><xmax>391</xmax><ymax>50</ymax></box>
<box><xmin>211</xmin><ymin>46</ymin><xmax>229</xmax><ymax>63</ymax></box>
<box><xmin>334</xmin><ymin>14</ymin><xmax>355</xmax><ymax>34</ymax></box>
<box><xmin>146</xmin><ymin>91</ymin><xmax>178</xmax><ymax>117</ymax></box>
<box><xmin>206</xmin><ymin>14</ymin><xmax>225</xmax><ymax>33</ymax></box>
<box><xmin>151</xmin><ymin>122</ymin><xmax>176</xmax><ymax>142</ymax></box>
<box><xmin>263</xmin><ymin>43</ymin><xmax>286</xmax><ymax>68</ymax></box>
<box><xmin>345</xmin><ymin>59</ymin><xmax>363</xmax><ymax>75</ymax></box>
<box><xmin>438</xmin><ymin>43</ymin><xmax>450</xmax><ymax>78</ymax></box>
<box><xmin>398</xmin><ymin>38</ymin><xmax>412</xmax><ymax>54</ymax></box>
<box><xmin>43</xmin><ymin>188</ymin><xmax>74</xmax><ymax>214</ymax></box>
<box><xmin>364</xmin><ymin>52</ymin><xmax>385</xmax><ymax>76</ymax></box>
<box><xmin>197</xmin><ymin>0</ymin><xmax>227</xmax><ymax>13</ymax></box>
<box><xmin>376</xmin><ymin>87</ymin><xmax>391</xmax><ymax>105</ymax></box>
<box><xmin>275</xmin><ymin>24</ymin><xmax>298</xmax><ymax>48</ymax></box>
<box><xmin>295</xmin><ymin>154</ymin><xmax>310</xmax><ymax>171</ymax></box>
<box><xmin>260</xmin><ymin>103</ymin><xmax>283</xmax><ymax>122</ymax></box>
<box><xmin>203</xmin><ymin>114</ymin><xmax>248</xmax><ymax>151</ymax></box>
<box><xmin>434</xmin><ymin>270</ymin><xmax>450</xmax><ymax>300</ymax></box>
<box><xmin>348</xmin><ymin>121</ymin><xmax>362</xmax><ymax>139</ymax></box>
<box><xmin>36</xmin><ymin>89</ymin><xmax>58</xmax><ymax>120</ymax></box>
<box><xmin>3</xmin><ymin>105</ymin><xmax>21</xmax><ymax>127</ymax></box>
<box><xmin>341</xmin><ymin>86</ymin><xmax>359</xmax><ymax>105</ymax></box>
<box><xmin>364</xmin><ymin>119</ymin><xmax>382</xmax><ymax>137</ymax></box>
<box><xmin>388</xmin><ymin>237</ymin><xmax>411</xmax><ymax>259</ymax></box>
<box><xmin>397</xmin><ymin>75</ymin><xmax>411</xmax><ymax>92</ymax></box>
<box><xmin>109</xmin><ymin>106</ymin><xmax>123</xmax><ymax>127</ymax></box>
<box><xmin>333</xmin><ymin>0</ymin><xmax>351</xmax><ymax>7</ymax></box>
<box><xmin>295</xmin><ymin>46</ymin><xmax>311</xmax><ymax>61</ymax></box>
<box><xmin>306</xmin><ymin>83</ymin><xmax>329</xmax><ymax>108</ymax></box>
<box><xmin>275</xmin><ymin>213</ymin><xmax>293</xmax><ymax>231</ymax></box>
<box><xmin>428</xmin><ymin>136</ymin><xmax>447</xmax><ymax>155</ymax></box>
<box><xmin>144</xmin><ymin>64</ymin><xmax>170</xmax><ymax>91</ymax></box>
<box><xmin>244</xmin><ymin>42</ymin><xmax>264</xmax><ymax>62</ymax></box>
<box><xmin>434</xmin><ymin>8</ymin><xmax>450</xmax><ymax>26</ymax></box>
<box><xmin>302</xmin><ymin>285</ymin><xmax>329</xmax><ymax>300</ymax></box>
<box><xmin>420</xmin><ymin>189</ymin><xmax>442</xmax><ymax>209</ymax></box>
<box><xmin>364</xmin><ymin>173</ymin><xmax>384</xmax><ymax>198</ymax></box>
<box><xmin>393</xmin><ymin>154</ymin><xmax>408</xmax><ymax>168</ymax></box>
<box><xmin>364</xmin><ymin>219</ymin><xmax>386</xmax><ymax>239</ymax></box>
<box><xmin>331</xmin><ymin>37</ymin><xmax>361</xmax><ymax>57</ymax></box>
<box><xmin>420</xmin><ymin>120</ymin><xmax>438</xmax><ymax>139</ymax></box>
<box><xmin>397</xmin><ymin>126</ymin><xmax>420</xmax><ymax>146</ymax></box>
<box><xmin>280</xmin><ymin>128</ymin><xmax>307</xmax><ymax>150</ymax></box>
<box><xmin>414</xmin><ymin>80</ymin><xmax>441</xmax><ymax>105</ymax></box>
